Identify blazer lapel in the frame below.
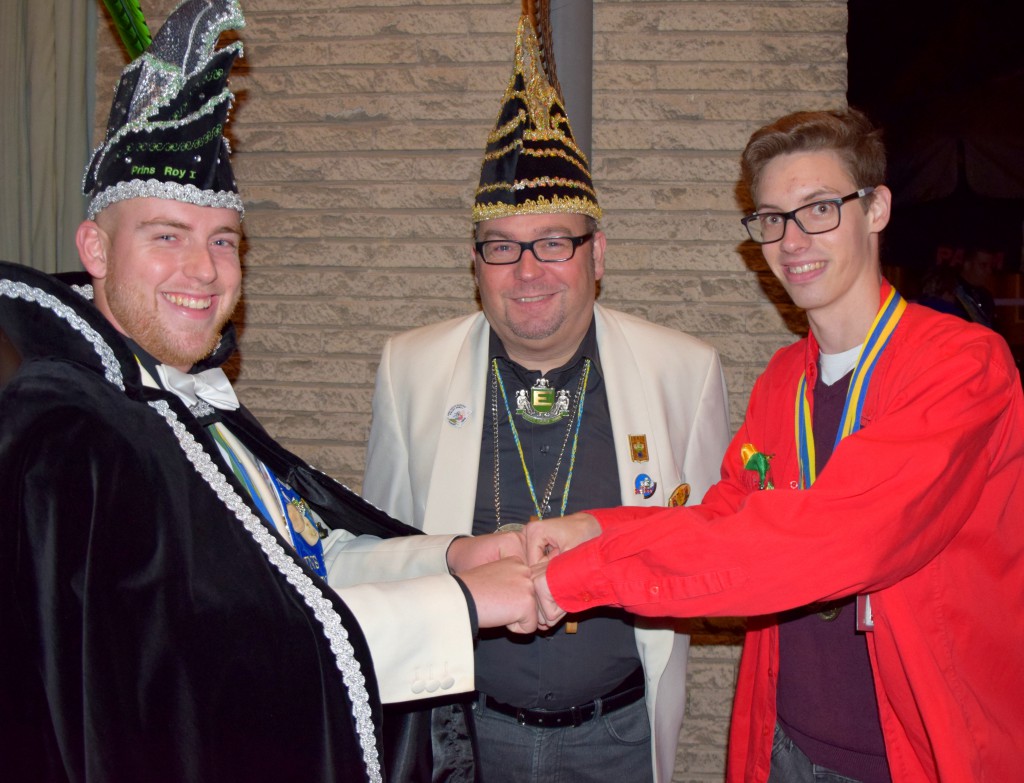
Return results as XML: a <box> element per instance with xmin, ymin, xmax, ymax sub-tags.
<box><xmin>421</xmin><ymin>314</ymin><xmax>491</xmax><ymax>535</ymax></box>
<box><xmin>594</xmin><ymin>306</ymin><xmax>677</xmax><ymax>508</ymax></box>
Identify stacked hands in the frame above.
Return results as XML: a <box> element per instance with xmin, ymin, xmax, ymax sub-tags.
<box><xmin>445</xmin><ymin>513</ymin><xmax>603</xmax><ymax>634</ymax></box>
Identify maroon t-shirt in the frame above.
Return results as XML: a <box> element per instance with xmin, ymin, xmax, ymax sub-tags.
<box><xmin>775</xmin><ymin>370</ymin><xmax>891</xmax><ymax>783</ymax></box>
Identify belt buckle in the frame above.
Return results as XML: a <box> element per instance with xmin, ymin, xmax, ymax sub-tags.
<box><xmin>515</xmin><ymin>708</ymin><xmax>528</xmax><ymax>726</ymax></box>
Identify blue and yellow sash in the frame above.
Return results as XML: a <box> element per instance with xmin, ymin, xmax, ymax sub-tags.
<box><xmin>795</xmin><ymin>286</ymin><xmax>906</xmax><ymax>488</ymax></box>
<box><xmin>210</xmin><ymin>422</ymin><xmax>328</xmax><ymax>578</ymax></box>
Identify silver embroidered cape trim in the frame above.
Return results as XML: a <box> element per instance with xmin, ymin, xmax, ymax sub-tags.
<box><xmin>190</xmin><ymin>399</ymin><xmax>216</xmax><ymax>418</ymax></box>
<box><xmin>71</xmin><ymin>282</ymin><xmax>95</xmax><ymax>301</ymax></box>
<box><xmin>2</xmin><ymin>274</ymin><xmax>380</xmax><ymax>782</ymax></box>
<box><xmin>150</xmin><ymin>400</ymin><xmax>382</xmax><ymax>783</ymax></box>
<box><xmin>0</xmin><ymin>279</ymin><xmax>123</xmax><ymax>389</ymax></box>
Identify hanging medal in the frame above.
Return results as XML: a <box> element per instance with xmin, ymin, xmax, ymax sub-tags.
<box><xmin>261</xmin><ymin>464</ymin><xmax>330</xmax><ymax>579</ymax></box>
<box><xmin>515</xmin><ymin>378</ymin><xmax>572</xmax><ymax>424</ymax></box>
<box><xmin>489</xmin><ymin>358</ymin><xmax>589</xmax><ymax>528</ymax></box>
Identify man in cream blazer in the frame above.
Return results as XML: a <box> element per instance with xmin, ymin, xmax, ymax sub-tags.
<box><xmin>362</xmin><ymin>15</ymin><xmax>730</xmax><ymax>781</ymax></box>
<box><xmin>364</xmin><ymin>302</ymin><xmax>731</xmax><ymax>781</ymax></box>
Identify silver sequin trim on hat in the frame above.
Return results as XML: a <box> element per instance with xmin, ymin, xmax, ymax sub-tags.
<box><xmin>151</xmin><ymin>0</ymin><xmax>245</xmax><ymax>79</ymax></box>
<box><xmin>87</xmin><ymin>179</ymin><xmax>244</xmax><ymax>220</ymax></box>
<box><xmin>83</xmin><ymin>61</ymin><xmax>242</xmax><ymax>200</ymax></box>
<box><xmin>0</xmin><ymin>279</ymin><xmax>124</xmax><ymax>390</ymax></box>
<box><xmin>148</xmin><ymin>399</ymin><xmax>382</xmax><ymax>783</ymax></box>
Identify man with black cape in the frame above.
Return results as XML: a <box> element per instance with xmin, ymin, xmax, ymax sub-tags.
<box><xmin>0</xmin><ymin>2</ymin><xmax>538</xmax><ymax>781</ymax></box>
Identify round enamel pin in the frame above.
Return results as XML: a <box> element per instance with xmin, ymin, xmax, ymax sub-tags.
<box><xmin>634</xmin><ymin>473</ymin><xmax>657</xmax><ymax>499</ymax></box>
<box><xmin>446</xmin><ymin>404</ymin><xmax>471</xmax><ymax>427</ymax></box>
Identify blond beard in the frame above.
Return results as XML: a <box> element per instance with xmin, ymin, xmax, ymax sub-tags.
<box><xmin>104</xmin><ymin>275</ymin><xmax>238</xmax><ymax>368</ymax></box>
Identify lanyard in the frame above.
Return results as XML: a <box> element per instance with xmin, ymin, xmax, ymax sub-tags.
<box><xmin>795</xmin><ymin>286</ymin><xmax>906</xmax><ymax>488</ymax></box>
<box><xmin>492</xmin><ymin>358</ymin><xmax>590</xmax><ymax>519</ymax></box>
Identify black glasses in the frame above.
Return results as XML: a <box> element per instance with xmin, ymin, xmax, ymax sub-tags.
<box><xmin>741</xmin><ymin>187</ymin><xmax>875</xmax><ymax>245</ymax></box>
<box><xmin>474</xmin><ymin>233</ymin><xmax>595</xmax><ymax>265</ymax></box>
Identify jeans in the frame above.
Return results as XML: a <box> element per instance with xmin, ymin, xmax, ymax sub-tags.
<box><xmin>769</xmin><ymin>723</ymin><xmax>863</xmax><ymax>783</ymax></box>
<box><xmin>471</xmin><ymin>694</ymin><xmax>653</xmax><ymax>783</ymax></box>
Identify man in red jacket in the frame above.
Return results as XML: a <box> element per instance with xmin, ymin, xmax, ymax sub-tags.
<box><xmin>525</xmin><ymin>108</ymin><xmax>1024</xmax><ymax>783</ymax></box>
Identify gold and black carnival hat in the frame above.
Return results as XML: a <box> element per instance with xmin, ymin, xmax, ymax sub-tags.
<box><xmin>472</xmin><ymin>13</ymin><xmax>601</xmax><ymax>223</ymax></box>
<box><xmin>83</xmin><ymin>0</ymin><xmax>245</xmax><ymax>219</ymax></box>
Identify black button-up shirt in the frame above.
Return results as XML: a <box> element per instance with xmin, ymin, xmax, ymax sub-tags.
<box><xmin>471</xmin><ymin>319</ymin><xmax>641</xmax><ymax>709</ymax></box>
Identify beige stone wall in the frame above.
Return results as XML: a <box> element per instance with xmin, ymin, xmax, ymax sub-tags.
<box><xmin>95</xmin><ymin>2</ymin><xmax>847</xmax><ymax>780</ymax></box>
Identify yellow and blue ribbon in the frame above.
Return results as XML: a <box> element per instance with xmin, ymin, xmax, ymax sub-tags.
<box><xmin>796</xmin><ymin>286</ymin><xmax>906</xmax><ymax>488</ymax></box>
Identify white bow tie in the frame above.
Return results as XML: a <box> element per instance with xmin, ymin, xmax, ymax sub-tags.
<box><xmin>155</xmin><ymin>365</ymin><xmax>240</xmax><ymax>411</ymax></box>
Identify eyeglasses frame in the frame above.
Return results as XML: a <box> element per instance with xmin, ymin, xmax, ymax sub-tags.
<box><xmin>474</xmin><ymin>232</ymin><xmax>596</xmax><ymax>265</ymax></box>
<box><xmin>741</xmin><ymin>187</ymin><xmax>876</xmax><ymax>245</ymax></box>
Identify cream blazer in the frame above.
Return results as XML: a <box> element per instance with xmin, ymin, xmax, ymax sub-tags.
<box><xmin>363</xmin><ymin>305</ymin><xmax>731</xmax><ymax>783</ymax></box>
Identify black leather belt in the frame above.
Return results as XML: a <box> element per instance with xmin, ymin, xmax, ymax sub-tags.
<box><xmin>479</xmin><ymin>672</ymin><xmax>645</xmax><ymax>729</ymax></box>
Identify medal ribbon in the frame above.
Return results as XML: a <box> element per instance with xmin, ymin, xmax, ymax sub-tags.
<box><xmin>209</xmin><ymin>423</ymin><xmax>276</xmax><ymax>523</ymax></box>
<box><xmin>796</xmin><ymin>285</ymin><xmax>906</xmax><ymax>488</ymax></box>
<box><xmin>210</xmin><ymin>423</ymin><xmax>328</xmax><ymax>579</ymax></box>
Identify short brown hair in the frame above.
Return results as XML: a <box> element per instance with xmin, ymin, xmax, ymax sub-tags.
<box><xmin>741</xmin><ymin>108</ymin><xmax>886</xmax><ymax>201</ymax></box>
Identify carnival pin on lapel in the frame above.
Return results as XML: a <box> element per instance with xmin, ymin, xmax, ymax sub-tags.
<box><xmin>668</xmin><ymin>483</ymin><xmax>691</xmax><ymax>507</ymax></box>
<box><xmin>628</xmin><ymin>434</ymin><xmax>649</xmax><ymax>463</ymax></box>
<box><xmin>741</xmin><ymin>443</ymin><xmax>775</xmax><ymax>491</ymax></box>
<box><xmin>446</xmin><ymin>403</ymin><xmax>471</xmax><ymax>427</ymax></box>
<box><xmin>634</xmin><ymin>473</ymin><xmax>657</xmax><ymax>499</ymax></box>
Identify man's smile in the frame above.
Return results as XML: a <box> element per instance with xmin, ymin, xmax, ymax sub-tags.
<box><xmin>162</xmin><ymin>292</ymin><xmax>213</xmax><ymax>310</ymax></box>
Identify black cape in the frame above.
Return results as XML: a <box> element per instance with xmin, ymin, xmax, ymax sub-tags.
<box><xmin>0</xmin><ymin>260</ymin><xmax>424</xmax><ymax>782</ymax></box>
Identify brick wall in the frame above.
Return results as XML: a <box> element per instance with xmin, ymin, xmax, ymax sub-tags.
<box><xmin>95</xmin><ymin>2</ymin><xmax>847</xmax><ymax>780</ymax></box>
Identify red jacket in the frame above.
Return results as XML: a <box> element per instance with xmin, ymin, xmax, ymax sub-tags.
<box><xmin>548</xmin><ymin>302</ymin><xmax>1024</xmax><ymax>781</ymax></box>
